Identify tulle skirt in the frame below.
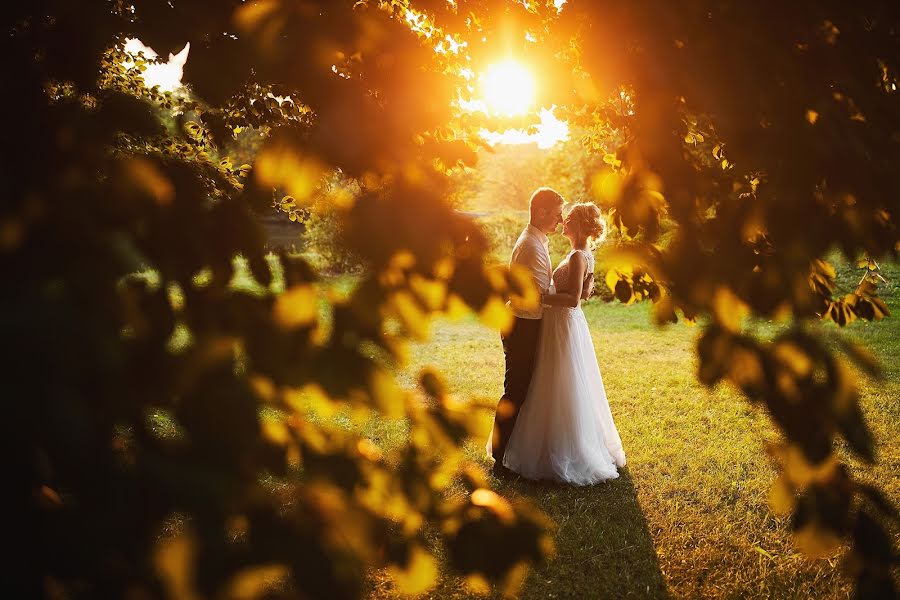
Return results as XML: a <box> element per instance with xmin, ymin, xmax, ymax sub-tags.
<box><xmin>502</xmin><ymin>305</ymin><xmax>626</xmax><ymax>485</ymax></box>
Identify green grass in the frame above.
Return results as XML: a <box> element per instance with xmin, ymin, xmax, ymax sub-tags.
<box><xmin>370</xmin><ymin>256</ymin><xmax>900</xmax><ymax>599</ymax></box>
<box><xmin>136</xmin><ymin>248</ymin><xmax>897</xmax><ymax>597</ymax></box>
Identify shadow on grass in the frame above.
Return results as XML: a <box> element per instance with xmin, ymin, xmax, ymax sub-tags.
<box><xmin>492</xmin><ymin>468</ymin><xmax>669</xmax><ymax>599</ymax></box>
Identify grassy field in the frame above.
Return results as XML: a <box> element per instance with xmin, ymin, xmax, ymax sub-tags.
<box><xmin>368</xmin><ymin>254</ymin><xmax>899</xmax><ymax>599</ymax></box>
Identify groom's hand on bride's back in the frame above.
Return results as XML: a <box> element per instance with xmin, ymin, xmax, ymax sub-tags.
<box><xmin>581</xmin><ymin>273</ymin><xmax>595</xmax><ymax>300</ymax></box>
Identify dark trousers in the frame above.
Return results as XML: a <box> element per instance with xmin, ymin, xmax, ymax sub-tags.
<box><xmin>490</xmin><ymin>316</ymin><xmax>541</xmax><ymax>461</ymax></box>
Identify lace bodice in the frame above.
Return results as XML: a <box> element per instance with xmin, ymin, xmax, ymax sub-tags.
<box><xmin>552</xmin><ymin>249</ymin><xmax>594</xmax><ymax>293</ymax></box>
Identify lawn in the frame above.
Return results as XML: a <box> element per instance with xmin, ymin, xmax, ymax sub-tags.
<box><xmin>368</xmin><ymin>254</ymin><xmax>900</xmax><ymax>599</ymax></box>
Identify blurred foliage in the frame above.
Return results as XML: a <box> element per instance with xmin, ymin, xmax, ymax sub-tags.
<box><xmin>5</xmin><ymin>1</ymin><xmax>898</xmax><ymax>599</ymax></box>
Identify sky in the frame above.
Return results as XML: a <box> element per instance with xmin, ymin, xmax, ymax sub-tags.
<box><xmin>124</xmin><ymin>37</ymin><xmax>568</xmax><ymax>150</ymax></box>
<box><xmin>123</xmin><ymin>38</ymin><xmax>190</xmax><ymax>93</ymax></box>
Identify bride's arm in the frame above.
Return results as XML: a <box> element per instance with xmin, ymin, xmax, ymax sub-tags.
<box><xmin>582</xmin><ymin>273</ymin><xmax>594</xmax><ymax>300</ymax></box>
<box><xmin>540</xmin><ymin>253</ymin><xmax>588</xmax><ymax>308</ymax></box>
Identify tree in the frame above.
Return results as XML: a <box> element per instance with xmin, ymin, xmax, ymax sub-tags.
<box><xmin>6</xmin><ymin>1</ymin><xmax>897</xmax><ymax>599</ymax></box>
<box><xmin>6</xmin><ymin>2</ymin><xmax>546</xmax><ymax>598</ymax></box>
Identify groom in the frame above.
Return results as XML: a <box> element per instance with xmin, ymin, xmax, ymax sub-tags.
<box><xmin>489</xmin><ymin>188</ymin><xmax>565</xmax><ymax>473</ymax></box>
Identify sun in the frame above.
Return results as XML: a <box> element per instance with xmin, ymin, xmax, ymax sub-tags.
<box><xmin>481</xmin><ymin>60</ymin><xmax>536</xmax><ymax>117</ymax></box>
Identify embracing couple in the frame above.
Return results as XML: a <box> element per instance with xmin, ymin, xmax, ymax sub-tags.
<box><xmin>487</xmin><ymin>188</ymin><xmax>627</xmax><ymax>485</ymax></box>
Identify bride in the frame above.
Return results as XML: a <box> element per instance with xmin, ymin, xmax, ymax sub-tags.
<box><xmin>502</xmin><ymin>202</ymin><xmax>627</xmax><ymax>485</ymax></box>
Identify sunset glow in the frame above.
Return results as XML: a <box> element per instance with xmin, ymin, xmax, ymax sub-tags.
<box><xmin>481</xmin><ymin>60</ymin><xmax>536</xmax><ymax>117</ymax></box>
<box><xmin>479</xmin><ymin>106</ymin><xmax>570</xmax><ymax>149</ymax></box>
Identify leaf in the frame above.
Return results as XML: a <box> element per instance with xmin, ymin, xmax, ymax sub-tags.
<box><xmin>273</xmin><ymin>284</ymin><xmax>318</xmax><ymax>329</ymax></box>
<box><xmin>770</xmin><ymin>444</ymin><xmax>839</xmax><ymax>488</ymax></box>
<box><xmin>713</xmin><ymin>287</ymin><xmax>748</xmax><ymax>333</ymax></box>
<box><xmin>614</xmin><ymin>279</ymin><xmax>634</xmax><ymax>304</ymax></box>
<box><xmin>409</xmin><ymin>274</ymin><xmax>447</xmax><ymax>311</ymax></box>
<box><xmin>768</xmin><ymin>475</ymin><xmax>795</xmax><ymax>516</ymax></box>
<box><xmin>226</xmin><ymin>565</ymin><xmax>289</xmax><ymax>600</ymax></box>
<box><xmin>605</xmin><ymin>268</ymin><xmax>621</xmax><ymax>293</ymax></box>
<box><xmin>419</xmin><ymin>369</ymin><xmax>447</xmax><ymax>400</ymax></box>
<box><xmin>502</xmin><ymin>561</ymin><xmax>530</xmax><ymax>598</ymax></box>
<box><xmin>794</xmin><ymin>522</ymin><xmax>841</xmax><ymax>558</ymax></box>
<box><xmin>154</xmin><ymin>532</ymin><xmax>199</xmax><ymax>600</ymax></box>
<box><xmin>773</xmin><ymin>341</ymin><xmax>813</xmax><ymax>377</ymax></box>
<box><xmin>262</xmin><ymin>418</ymin><xmax>290</xmax><ymax>445</ymax></box>
<box><xmin>387</xmin><ymin>546</ymin><xmax>438</xmax><ymax>596</ymax></box>
<box><xmin>122</xmin><ymin>157</ymin><xmax>174</xmax><ymax>206</ymax></box>
<box><xmin>479</xmin><ymin>295</ymin><xmax>513</xmax><ymax>334</ymax></box>
<box><xmin>602</xmin><ymin>153</ymin><xmax>622</xmax><ymax>168</ymax></box>
<box><xmin>870</xmin><ymin>297</ymin><xmax>890</xmax><ymax>320</ymax></box>
<box><xmin>391</xmin><ymin>291</ymin><xmax>430</xmax><ymax>340</ymax></box>
<box><xmin>856</xmin><ymin>484</ymin><xmax>899</xmax><ymax>520</ymax></box>
<box><xmin>370</xmin><ymin>368</ymin><xmax>405</xmax><ymax>419</ymax></box>
<box><xmin>255</xmin><ymin>143</ymin><xmax>325</xmax><ymax>203</ymax></box>
<box><xmin>508</xmin><ymin>264</ymin><xmax>540</xmax><ymax>312</ymax></box>
<box><xmin>836</xmin><ymin>339</ymin><xmax>882</xmax><ymax>379</ymax></box>
<box><xmin>653</xmin><ymin>295</ymin><xmax>678</xmax><ymax>326</ymax></box>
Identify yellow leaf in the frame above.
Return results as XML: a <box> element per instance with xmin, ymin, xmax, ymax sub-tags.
<box><xmin>234</xmin><ymin>0</ymin><xmax>280</xmax><ymax>33</ymax></box>
<box><xmin>794</xmin><ymin>523</ymin><xmax>841</xmax><ymax>558</ymax></box>
<box><xmin>463</xmin><ymin>574</ymin><xmax>491</xmax><ymax>595</ymax></box>
<box><xmin>226</xmin><ymin>565</ymin><xmax>289</xmax><ymax>600</ymax></box>
<box><xmin>356</xmin><ymin>438</ymin><xmax>383</xmax><ymax>462</ymax></box>
<box><xmin>813</xmin><ymin>258</ymin><xmax>836</xmax><ymax>280</ymax></box>
<box><xmin>388</xmin><ymin>251</ymin><xmax>416</xmax><ymax>271</ymax></box>
<box><xmin>154</xmin><ymin>532</ymin><xmax>199</xmax><ymax>600</ymax></box>
<box><xmin>805</xmin><ymin>109</ymin><xmax>819</xmax><ymax>125</ymax></box>
<box><xmin>262</xmin><ymin>418</ymin><xmax>290</xmax><ymax>445</ymax></box>
<box><xmin>433</xmin><ymin>256</ymin><xmax>455</xmax><ymax>280</ymax></box>
<box><xmin>479</xmin><ymin>295</ymin><xmax>513</xmax><ymax>334</ymax></box>
<box><xmin>728</xmin><ymin>346</ymin><xmax>763</xmax><ymax>389</ymax></box>
<box><xmin>444</xmin><ymin>293</ymin><xmax>469</xmax><ymax>320</ymax></box>
<box><xmin>370</xmin><ymin>368</ymin><xmax>404</xmax><ymax>419</ymax></box>
<box><xmin>773</xmin><ymin>342</ymin><xmax>813</xmax><ymax>377</ymax></box>
<box><xmin>591</xmin><ymin>171</ymin><xmax>623</xmax><ymax>202</ymax></box>
<box><xmin>255</xmin><ymin>144</ymin><xmax>325</xmax><ymax>204</ymax></box>
<box><xmin>249</xmin><ymin>375</ymin><xmax>276</xmax><ymax>402</ymax></box>
<box><xmin>605</xmin><ymin>268</ymin><xmax>622</xmax><ymax>293</ymax></box>
<box><xmin>508</xmin><ymin>263</ymin><xmax>540</xmax><ymax>313</ymax></box>
<box><xmin>390</xmin><ymin>291</ymin><xmax>430</xmax><ymax>340</ymax></box>
<box><xmin>768</xmin><ymin>475</ymin><xmax>795</xmax><ymax>516</ymax></box>
<box><xmin>471</xmin><ymin>488</ymin><xmax>514</xmax><ymax>523</ymax></box>
<box><xmin>409</xmin><ymin>274</ymin><xmax>446</xmax><ymax>311</ymax></box>
<box><xmin>602</xmin><ymin>153</ymin><xmax>621</xmax><ymax>167</ymax></box>
<box><xmin>502</xmin><ymin>561</ymin><xmax>530</xmax><ymax>598</ymax></box>
<box><xmin>273</xmin><ymin>284</ymin><xmax>318</xmax><ymax>329</ymax></box>
<box><xmin>483</xmin><ymin>265</ymin><xmax>507</xmax><ymax>291</ymax></box>
<box><xmin>285</xmin><ymin>384</ymin><xmax>330</xmax><ymax>416</ymax></box>
<box><xmin>770</xmin><ymin>444</ymin><xmax>839</xmax><ymax>488</ymax></box>
<box><xmin>387</xmin><ymin>546</ymin><xmax>438</xmax><ymax>596</ymax></box>
<box><xmin>124</xmin><ymin>157</ymin><xmax>174</xmax><ymax>206</ymax></box>
<box><xmin>713</xmin><ymin>287</ymin><xmax>748</xmax><ymax>333</ymax></box>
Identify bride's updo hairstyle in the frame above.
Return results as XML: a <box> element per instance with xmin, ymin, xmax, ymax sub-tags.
<box><xmin>565</xmin><ymin>202</ymin><xmax>606</xmax><ymax>241</ymax></box>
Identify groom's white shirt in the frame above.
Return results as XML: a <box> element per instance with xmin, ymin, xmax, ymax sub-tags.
<box><xmin>509</xmin><ymin>224</ymin><xmax>554</xmax><ymax>319</ymax></box>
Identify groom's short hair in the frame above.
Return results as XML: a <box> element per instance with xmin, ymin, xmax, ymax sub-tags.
<box><xmin>529</xmin><ymin>187</ymin><xmax>564</xmax><ymax>219</ymax></box>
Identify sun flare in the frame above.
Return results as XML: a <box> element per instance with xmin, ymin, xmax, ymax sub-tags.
<box><xmin>481</xmin><ymin>60</ymin><xmax>536</xmax><ymax>117</ymax></box>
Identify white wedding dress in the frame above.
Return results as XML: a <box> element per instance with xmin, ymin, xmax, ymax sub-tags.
<box><xmin>502</xmin><ymin>248</ymin><xmax>626</xmax><ymax>485</ymax></box>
